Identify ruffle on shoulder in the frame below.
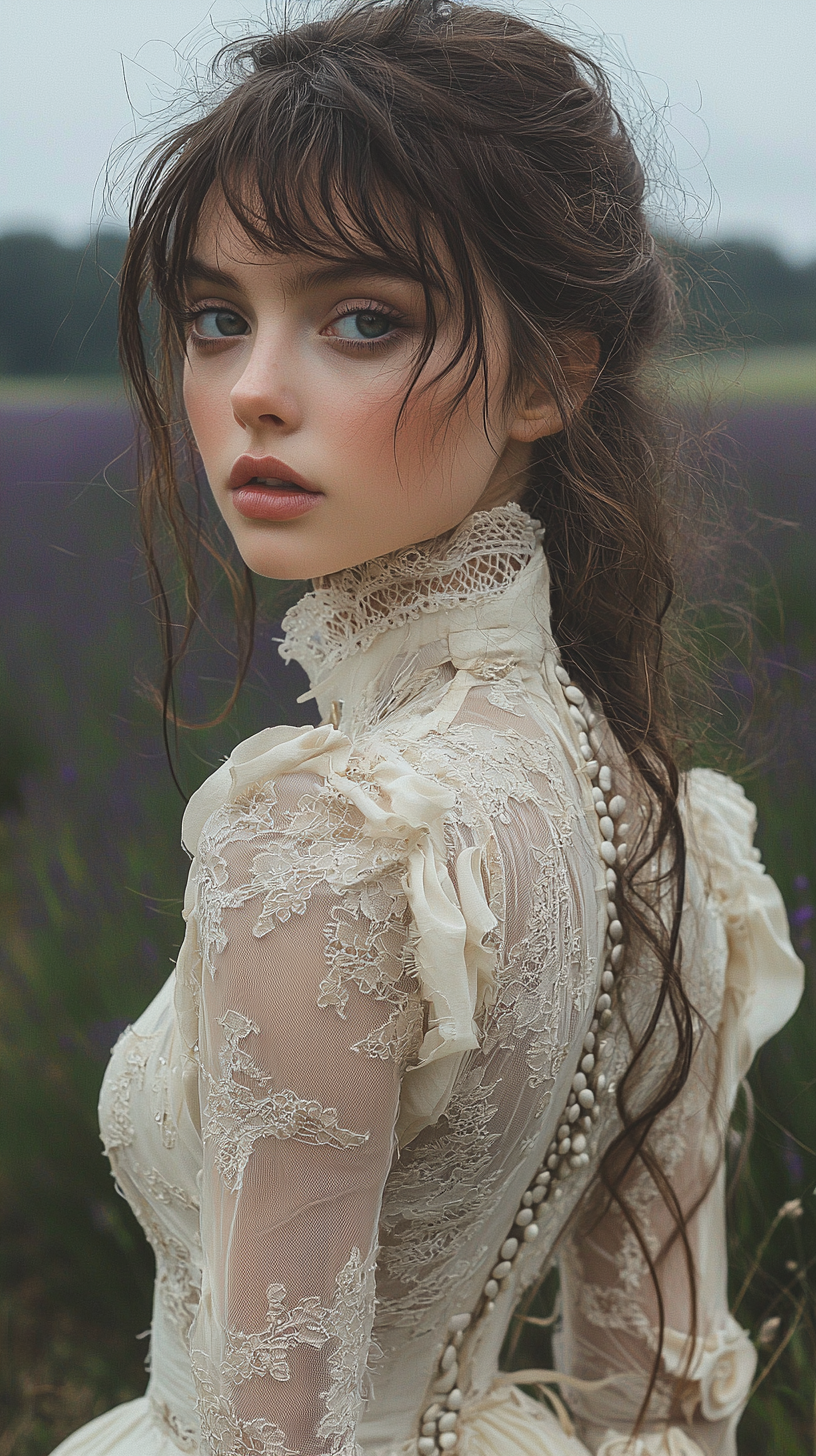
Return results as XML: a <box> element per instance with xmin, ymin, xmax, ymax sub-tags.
<box><xmin>179</xmin><ymin>724</ymin><xmax>497</xmax><ymax>1145</ymax></box>
<box><xmin>682</xmin><ymin>768</ymin><xmax>804</xmax><ymax>1094</ymax></box>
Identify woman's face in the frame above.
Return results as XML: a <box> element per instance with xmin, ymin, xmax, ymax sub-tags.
<box><xmin>182</xmin><ymin>198</ymin><xmax>561</xmax><ymax>580</ymax></box>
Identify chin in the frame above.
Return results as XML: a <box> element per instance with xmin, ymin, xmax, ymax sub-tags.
<box><xmin>233</xmin><ymin>534</ymin><xmax>346</xmax><ymax>582</ymax></box>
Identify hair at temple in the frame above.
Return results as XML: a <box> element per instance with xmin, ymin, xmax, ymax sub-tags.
<box><xmin>118</xmin><ymin>0</ymin><xmax>713</xmax><ymax>1424</ymax></box>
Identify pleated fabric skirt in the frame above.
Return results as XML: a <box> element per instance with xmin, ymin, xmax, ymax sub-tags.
<box><xmin>49</xmin><ymin>1386</ymin><xmax>590</xmax><ymax>1456</ymax></box>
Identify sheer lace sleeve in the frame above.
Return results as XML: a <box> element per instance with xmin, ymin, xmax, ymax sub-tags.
<box><xmin>173</xmin><ymin>722</ymin><xmax>501</xmax><ymax>1456</ymax></box>
<box><xmin>553</xmin><ymin>771</ymin><xmax>804</xmax><ymax>1456</ymax></box>
<box><xmin>179</xmin><ymin>746</ymin><xmax>426</xmax><ymax>1456</ymax></box>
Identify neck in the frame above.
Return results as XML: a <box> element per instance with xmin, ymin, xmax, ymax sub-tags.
<box><xmin>279</xmin><ymin>504</ymin><xmax>553</xmax><ymax>732</ymax></box>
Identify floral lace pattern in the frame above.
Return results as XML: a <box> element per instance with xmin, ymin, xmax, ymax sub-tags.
<box><xmin>221</xmin><ymin>1283</ymin><xmax>335</xmax><ymax>1386</ymax></box>
<box><xmin>203</xmin><ymin>1009</ymin><xmax>369</xmax><ymax>1194</ymax></box>
<box><xmin>192</xmin><ymin>1351</ymin><xmax>298</xmax><ymax>1456</ymax></box>
<box><xmin>319</xmin><ymin>879</ymin><xmax>424</xmax><ymax>1065</ymax></box>
<box><xmin>134</xmin><ymin>1161</ymin><xmax>199</xmax><ymax>1213</ymax></box>
<box><xmin>125</xmin><ymin>1184</ymin><xmax>201</xmax><ymax>1336</ymax></box>
<box><xmin>102</xmin><ymin>1027</ymin><xmax>155</xmax><ymax>1152</ymax></box>
<box><xmin>318</xmin><ymin>1245</ymin><xmax>379</xmax><ymax>1455</ymax></box>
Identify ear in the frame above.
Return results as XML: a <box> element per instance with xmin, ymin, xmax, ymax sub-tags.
<box><xmin>508</xmin><ymin>332</ymin><xmax>600</xmax><ymax>443</ymax></box>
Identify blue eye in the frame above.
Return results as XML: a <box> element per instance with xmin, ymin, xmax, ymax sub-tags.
<box><xmin>333</xmin><ymin>310</ymin><xmax>393</xmax><ymax>341</ymax></box>
<box><xmin>195</xmin><ymin>309</ymin><xmax>249</xmax><ymax>339</ymax></box>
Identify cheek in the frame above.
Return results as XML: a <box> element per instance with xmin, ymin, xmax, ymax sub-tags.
<box><xmin>183</xmin><ymin>361</ymin><xmax>230</xmax><ymax>460</ymax></box>
<box><xmin>319</xmin><ymin>369</ymin><xmax>403</xmax><ymax>458</ymax></box>
<box><xmin>392</xmin><ymin>379</ymin><xmax>493</xmax><ymax>487</ymax></box>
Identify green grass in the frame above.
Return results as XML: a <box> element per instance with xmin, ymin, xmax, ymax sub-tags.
<box><xmin>2</xmin><ymin>342</ymin><xmax>815</xmax><ymax>407</ymax></box>
<box><xmin>665</xmin><ymin>344</ymin><xmax>816</xmax><ymax>404</ymax></box>
<box><xmin>0</xmin><ymin>375</ymin><xmax>125</xmax><ymax>404</ymax></box>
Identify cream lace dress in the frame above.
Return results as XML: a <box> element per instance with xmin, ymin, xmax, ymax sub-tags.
<box><xmin>53</xmin><ymin>506</ymin><xmax>803</xmax><ymax>1456</ymax></box>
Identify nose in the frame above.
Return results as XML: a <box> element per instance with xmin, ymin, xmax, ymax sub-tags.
<box><xmin>229</xmin><ymin>328</ymin><xmax>301</xmax><ymax>435</ymax></box>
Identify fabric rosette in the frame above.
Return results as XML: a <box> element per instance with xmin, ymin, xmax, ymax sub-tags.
<box><xmin>660</xmin><ymin>1316</ymin><xmax>757</xmax><ymax>1422</ymax></box>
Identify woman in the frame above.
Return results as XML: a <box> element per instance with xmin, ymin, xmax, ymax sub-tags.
<box><xmin>54</xmin><ymin>2</ymin><xmax>803</xmax><ymax>1454</ymax></box>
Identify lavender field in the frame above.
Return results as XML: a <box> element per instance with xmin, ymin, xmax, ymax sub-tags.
<box><xmin>0</xmin><ymin>390</ymin><xmax>814</xmax><ymax>1454</ymax></box>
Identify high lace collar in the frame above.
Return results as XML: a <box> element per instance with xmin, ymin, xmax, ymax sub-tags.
<box><xmin>279</xmin><ymin>504</ymin><xmax>552</xmax><ymax>719</ymax></box>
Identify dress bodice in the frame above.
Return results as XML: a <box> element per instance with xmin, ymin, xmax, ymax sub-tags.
<box><xmin>96</xmin><ymin>506</ymin><xmax>803</xmax><ymax>1456</ymax></box>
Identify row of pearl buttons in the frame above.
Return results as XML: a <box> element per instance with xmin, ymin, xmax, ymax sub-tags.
<box><xmin>417</xmin><ymin>665</ymin><xmax>627</xmax><ymax>1454</ymax></box>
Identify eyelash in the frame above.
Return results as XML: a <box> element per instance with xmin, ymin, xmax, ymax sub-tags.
<box><xmin>184</xmin><ymin>305</ymin><xmax>247</xmax><ymax>352</ymax></box>
<box><xmin>184</xmin><ymin>300</ymin><xmax>404</xmax><ymax>353</ymax></box>
<box><xmin>328</xmin><ymin>302</ymin><xmax>403</xmax><ymax>350</ymax></box>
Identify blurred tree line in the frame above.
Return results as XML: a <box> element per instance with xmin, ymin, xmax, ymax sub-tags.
<box><xmin>0</xmin><ymin>228</ymin><xmax>815</xmax><ymax>377</ymax></box>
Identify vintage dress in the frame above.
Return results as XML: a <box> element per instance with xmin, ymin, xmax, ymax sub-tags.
<box><xmin>53</xmin><ymin>505</ymin><xmax>804</xmax><ymax>1456</ymax></box>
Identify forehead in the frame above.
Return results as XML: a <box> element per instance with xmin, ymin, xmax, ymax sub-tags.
<box><xmin>185</xmin><ymin>182</ymin><xmax>446</xmax><ymax>296</ymax></box>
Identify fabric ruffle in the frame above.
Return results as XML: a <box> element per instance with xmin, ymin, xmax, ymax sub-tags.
<box><xmin>595</xmin><ymin>1429</ymin><xmax>705</xmax><ymax>1455</ymax></box>
<box><xmin>179</xmin><ymin>722</ymin><xmax>497</xmax><ymax>1145</ymax></box>
<box><xmin>683</xmin><ymin>768</ymin><xmax>804</xmax><ymax>1101</ymax></box>
<box><xmin>457</xmin><ymin>1384</ymin><xmax>592</xmax><ymax>1456</ymax></box>
<box><xmin>453</xmin><ymin>1384</ymin><xmax>708</xmax><ymax>1456</ymax></box>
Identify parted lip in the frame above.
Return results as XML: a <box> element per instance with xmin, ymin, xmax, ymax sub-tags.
<box><xmin>229</xmin><ymin>455</ymin><xmax>321</xmax><ymax>494</ymax></box>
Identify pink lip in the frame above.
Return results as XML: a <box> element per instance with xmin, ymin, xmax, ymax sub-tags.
<box><xmin>228</xmin><ymin>455</ymin><xmax>323</xmax><ymax>522</ymax></box>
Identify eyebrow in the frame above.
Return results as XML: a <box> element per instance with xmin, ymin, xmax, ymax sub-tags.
<box><xmin>182</xmin><ymin>254</ymin><xmax>423</xmax><ymax>295</ymax></box>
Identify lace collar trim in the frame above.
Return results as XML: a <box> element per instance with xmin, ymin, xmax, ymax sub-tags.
<box><xmin>278</xmin><ymin>504</ymin><xmax>543</xmax><ymax>685</ymax></box>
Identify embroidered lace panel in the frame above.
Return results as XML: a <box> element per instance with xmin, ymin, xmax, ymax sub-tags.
<box><xmin>203</xmin><ymin>1009</ymin><xmax>370</xmax><ymax>1195</ymax></box>
<box><xmin>317</xmin><ymin>1245</ymin><xmax>379</xmax><ymax>1456</ymax></box>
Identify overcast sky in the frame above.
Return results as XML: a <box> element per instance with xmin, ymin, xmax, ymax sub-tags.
<box><xmin>2</xmin><ymin>0</ymin><xmax>814</xmax><ymax>259</ymax></box>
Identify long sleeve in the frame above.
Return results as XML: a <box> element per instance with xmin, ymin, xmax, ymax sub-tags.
<box><xmin>554</xmin><ymin>1034</ymin><xmax>755</xmax><ymax>1456</ymax></box>
<box><xmin>173</xmin><ymin>720</ymin><xmax>501</xmax><ymax>1456</ymax></box>
<box><xmin>181</xmin><ymin>750</ymin><xmax>424</xmax><ymax>1456</ymax></box>
<box><xmin>554</xmin><ymin>770</ymin><xmax>804</xmax><ymax>1456</ymax></box>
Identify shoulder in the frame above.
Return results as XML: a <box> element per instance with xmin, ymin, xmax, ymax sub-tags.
<box><xmin>370</xmin><ymin>672</ymin><xmax>584</xmax><ymax>836</ymax></box>
<box><xmin>681</xmin><ymin>767</ymin><xmax>804</xmax><ymax>1075</ymax></box>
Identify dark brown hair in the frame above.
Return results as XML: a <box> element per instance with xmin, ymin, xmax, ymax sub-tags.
<box><xmin>119</xmin><ymin>0</ymin><xmax>705</xmax><ymax>1428</ymax></box>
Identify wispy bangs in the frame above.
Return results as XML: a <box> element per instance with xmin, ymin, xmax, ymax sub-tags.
<box><xmin>144</xmin><ymin>35</ymin><xmax>492</xmax><ymax>418</ymax></box>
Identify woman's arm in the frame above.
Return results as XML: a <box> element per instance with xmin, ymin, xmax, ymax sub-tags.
<box><xmin>554</xmin><ymin>770</ymin><xmax>804</xmax><ymax>1456</ymax></box>
<box><xmin>188</xmin><ymin>771</ymin><xmax>421</xmax><ymax>1456</ymax></box>
<box><xmin>555</xmin><ymin>1057</ymin><xmax>755</xmax><ymax>1456</ymax></box>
